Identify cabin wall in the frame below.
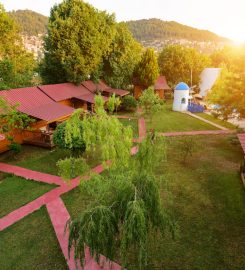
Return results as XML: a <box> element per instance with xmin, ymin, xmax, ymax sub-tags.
<box><xmin>0</xmin><ymin>118</ymin><xmax>68</xmax><ymax>154</ymax></box>
<box><xmin>58</xmin><ymin>99</ymin><xmax>73</xmax><ymax>107</ymax></box>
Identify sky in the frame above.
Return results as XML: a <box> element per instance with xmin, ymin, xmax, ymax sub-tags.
<box><xmin>1</xmin><ymin>0</ymin><xmax>245</xmax><ymax>43</ymax></box>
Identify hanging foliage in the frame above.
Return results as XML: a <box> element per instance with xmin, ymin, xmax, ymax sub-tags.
<box><xmin>68</xmin><ymin>135</ymin><xmax>177</xmax><ymax>269</ymax></box>
<box><xmin>82</xmin><ymin>95</ymin><xmax>133</xmax><ymax>168</ymax></box>
<box><xmin>57</xmin><ymin>157</ymin><xmax>89</xmax><ymax>182</ymax></box>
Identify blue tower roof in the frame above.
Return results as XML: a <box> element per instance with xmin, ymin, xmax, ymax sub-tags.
<box><xmin>175</xmin><ymin>82</ymin><xmax>190</xmax><ymax>91</ymax></box>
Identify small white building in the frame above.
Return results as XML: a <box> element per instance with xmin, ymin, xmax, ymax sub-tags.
<box><xmin>173</xmin><ymin>82</ymin><xmax>190</xmax><ymax>112</ymax></box>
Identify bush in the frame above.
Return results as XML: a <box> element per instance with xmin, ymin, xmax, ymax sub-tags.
<box><xmin>53</xmin><ymin>121</ymin><xmax>86</xmax><ymax>155</ymax></box>
<box><xmin>122</xmin><ymin>95</ymin><xmax>137</xmax><ymax>111</ymax></box>
<box><xmin>9</xmin><ymin>142</ymin><xmax>22</xmax><ymax>155</ymax></box>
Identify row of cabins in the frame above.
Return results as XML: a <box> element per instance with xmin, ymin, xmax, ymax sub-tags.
<box><xmin>0</xmin><ymin>80</ymin><xmax>129</xmax><ymax>153</ymax></box>
<box><xmin>0</xmin><ymin>76</ymin><xmax>172</xmax><ymax>153</ymax></box>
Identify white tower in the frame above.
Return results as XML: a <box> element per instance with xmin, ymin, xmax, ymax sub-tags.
<box><xmin>173</xmin><ymin>82</ymin><xmax>190</xmax><ymax>112</ymax></box>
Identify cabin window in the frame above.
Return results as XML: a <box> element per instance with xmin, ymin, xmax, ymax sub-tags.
<box><xmin>181</xmin><ymin>98</ymin><xmax>186</xmax><ymax>104</ymax></box>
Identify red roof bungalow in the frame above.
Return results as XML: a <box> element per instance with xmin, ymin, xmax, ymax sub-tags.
<box><xmin>134</xmin><ymin>76</ymin><xmax>172</xmax><ymax>100</ymax></box>
<box><xmin>0</xmin><ymin>86</ymin><xmax>74</xmax><ymax>152</ymax></box>
<box><xmin>0</xmin><ymin>80</ymin><xmax>129</xmax><ymax>153</ymax></box>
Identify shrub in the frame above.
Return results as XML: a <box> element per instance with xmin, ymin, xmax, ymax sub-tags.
<box><xmin>122</xmin><ymin>95</ymin><xmax>137</xmax><ymax>111</ymax></box>
<box><xmin>53</xmin><ymin>121</ymin><xmax>86</xmax><ymax>156</ymax></box>
<box><xmin>9</xmin><ymin>142</ymin><xmax>21</xmax><ymax>155</ymax></box>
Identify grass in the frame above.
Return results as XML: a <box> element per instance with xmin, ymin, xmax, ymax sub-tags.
<box><xmin>0</xmin><ymin>146</ymin><xmax>70</xmax><ymax>175</ymax></box>
<box><xmin>62</xmin><ymin>135</ymin><xmax>245</xmax><ymax>270</ymax></box>
<box><xmin>0</xmin><ymin>207</ymin><xmax>67</xmax><ymax>270</ymax></box>
<box><xmin>0</xmin><ymin>175</ymin><xmax>56</xmax><ymax>218</ymax></box>
<box><xmin>0</xmin><ymin>145</ymin><xmax>101</xmax><ymax>175</ymax></box>
<box><xmin>147</xmin><ymin>103</ymin><xmax>219</xmax><ymax>132</ymax></box>
<box><xmin>119</xmin><ymin>118</ymin><xmax>139</xmax><ymax>137</ymax></box>
<box><xmin>1</xmin><ymin>134</ymin><xmax>244</xmax><ymax>269</ymax></box>
<box><xmin>136</xmin><ymin>135</ymin><xmax>245</xmax><ymax>270</ymax></box>
<box><xmin>198</xmin><ymin>112</ymin><xmax>237</xmax><ymax>129</ymax></box>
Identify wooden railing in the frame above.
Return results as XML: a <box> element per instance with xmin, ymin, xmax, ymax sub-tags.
<box><xmin>23</xmin><ymin>130</ymin><xmax>54</xmax><ymax>148</ymax></box>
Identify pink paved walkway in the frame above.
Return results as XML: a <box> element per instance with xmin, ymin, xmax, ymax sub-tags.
<box><xmin>0</xmin><ymin>179</ymin><xmax>78</xmax><ymax>231</ymax></box>
<box><xmin>137</xmin><ymin>117</ymin><xmax>146</xmax><ymax>142</ymax></box>
<box><xmin>47</xmin><ymin>197</ymin><xmax>121</xmax><ymax>270</ymax></box>
<box><xmin>0</xmin><ymin>127</ymin><xmax>144</xmax><ymax>267</ymax></box>
<box><xmin>159</xmin><ymin>130</ymin><xmax>236</xmax><ymax>137</ymax></box>
<box><xmin>0</xmin><ymin>162</ymin><xmax>65</xmax><ymax>186</ymax></box>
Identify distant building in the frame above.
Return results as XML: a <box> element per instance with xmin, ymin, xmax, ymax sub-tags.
<box><xmin>134</xmin><ymin>75</ymin><xmax>171</xmax><ymax>100</ymax></box>
<box><xmin>154</xmin><ymin>76</ymin><xmax>172</xmax><ymax>99</ymax></box>
<box><xmin>173</xmin><ymin>82</ymin><xmax>191</xmax><ymax>112</ymax></box>
<box><xmin>199</xmin><ymin>68</ymin><xmax>221</xmax><ymax>97</ymax></box>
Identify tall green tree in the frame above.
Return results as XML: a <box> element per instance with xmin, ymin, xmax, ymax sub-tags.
<box><xmin>102</xmin><ymin>23</ymin><xmax>142</xmax><ymax>89</ymax></box>
<box><xmin>0</xmin><ymin>4</ymin><xmax>35</xmax><ymax>89</ymax></box>
<box><xmin>158</xmin><ymin>45</ymin><xmax>211</xmax><ymax>87</ymax></box>
<box><xmin>134</xmin><ymin>48</ymin><xmax>159</xmax><ymax>88</ymax></box>
<box><xmin>40</xmin><ymin>0</ymin><xmax>116</xmax><ymax>84</ymax></box>
<box><xmin>139</xmin><ymin>86</ymin><xmax>163</xmax><ymax>123</ymax></box>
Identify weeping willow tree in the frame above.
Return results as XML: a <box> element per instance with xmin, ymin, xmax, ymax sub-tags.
<box><xmin>55</xmin><ymin>95</ymin><xmax>133</xmax><ymax>179</ymax></box>
<box><xmin>67</xmin><ymin>135</ymin><xmax>177</xmax><ymax>269</ymax></box>
<box><xmin>82</xmin><ymin>94</ymin><xmax>133</xmax><ymax>168</ymax></box>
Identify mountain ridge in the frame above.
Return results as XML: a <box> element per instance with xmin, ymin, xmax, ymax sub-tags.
<box><xmin>8</xmin><ymin>10</ymin><xmax>229</xmax><ymax>44</ymax></box>
<box><xmin>125</xmin><ymin>18</ymin><xmax>229</xmax><ymax>42</ymax></box>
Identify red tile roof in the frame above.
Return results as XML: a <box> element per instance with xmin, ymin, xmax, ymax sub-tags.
<box><xmin>76</xmin><ymin>93</ymin><xmax>109</xmax><ymax>104</ymax></box>
<box><xmin>0</xmin><ymin>87</ymin><xmax>74</xmax><ymax>121</ymax></box>
<box><xmin>82</xmin><ymin>80</ymin><xmax>129</xmax><ymax>97</ymax></box>
<box><xmin>24</xmin><ymin>103</ymin><xmax>74</xmax><ymax>122</ymax></box>
<box><xmin>82</xmin><ymin>80</ymin><xmax>98</xmax><ymax>93</ymax></box>
<box><xmin>154</xmin><ymin>76</ymin><xmax>171</xmax><ymax>90</ymax></box>
<box><xmin>38</xmin><ymin>83</ymin><xmax>90</xmax><ymax>102</ymax></box>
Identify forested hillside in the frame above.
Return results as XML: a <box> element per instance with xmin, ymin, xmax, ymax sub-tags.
<box><xmin>126</xmin><ymin>18</ymin><xmax>228</xmax><ymax>42</ymax></box>
<box><xmin>8</xmin><ymin>10</ymin><xmax>48</xmax><ymax>36</ymax></box>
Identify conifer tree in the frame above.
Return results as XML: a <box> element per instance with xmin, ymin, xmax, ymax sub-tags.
<box><xmin>134</xmin><ymin>48</ymin><xmax>159</xmax><ymax>88</ymax></box>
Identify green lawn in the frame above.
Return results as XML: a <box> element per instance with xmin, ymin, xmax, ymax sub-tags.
<box><xmin>1</xmin><ymin>135</ymin><xmax>245</xmax><ymax>269</ymax></box>
<box><xmin>0</xmin><ymin>145</ymin><xmax>101</xmax><ymax>175</ymax></box>
<box><xmin>0</xmin><ymin>207</ymin><xmax>67</xmax><ymax>270</ymax></box>
<box><xmin>0</xmin><ymin>175</ymin><xmax>56</xmax><ymax>218</ymax></box>
<box><xmin>119</xmin><ymin>118</ymin><xmax>139</xmax><ymax>137</ymax></box>
<box><xmin>62</xmin><ymin>135</ymin><xmax>245</xmax><ymax>270</ymax></box>
<box><xmin>147</xmin><ymin>104</ymin><xmax>219</xmax><ymax>132</ymax></box>
<box><xmin>198</xmin><ymin>112</ymin><xmax>237</xmax><ymax>129</ymax></box>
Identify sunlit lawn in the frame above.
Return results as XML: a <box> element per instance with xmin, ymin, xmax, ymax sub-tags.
<box><xmin>198</xmin><ymin>112</ymin><xmax>237</xmax><ymax>129</ymax></box>
<box><xmin>147</xmin><ymin>103</ymin><xmax>219</xmax><ymax>132</ymax></box>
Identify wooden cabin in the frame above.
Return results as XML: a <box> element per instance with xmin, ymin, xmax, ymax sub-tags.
<box><xmin>154</xmin><ymin>76</ymin><xmax>172</xmax><ymax>99</ymax></box>
<box><xmin>0</xmin><ymin>86</ymin><xmax>74</xmax><ymax>153</ymax></box>
<box><xmin>0</xmin><ymin>80</ymin><xmax>130</xmax><ymax>153</ymax></box>
<box><xmin>134</xmin><ymin>76</ymin><xmax>172</xmax><ymax>100</ymax></box>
